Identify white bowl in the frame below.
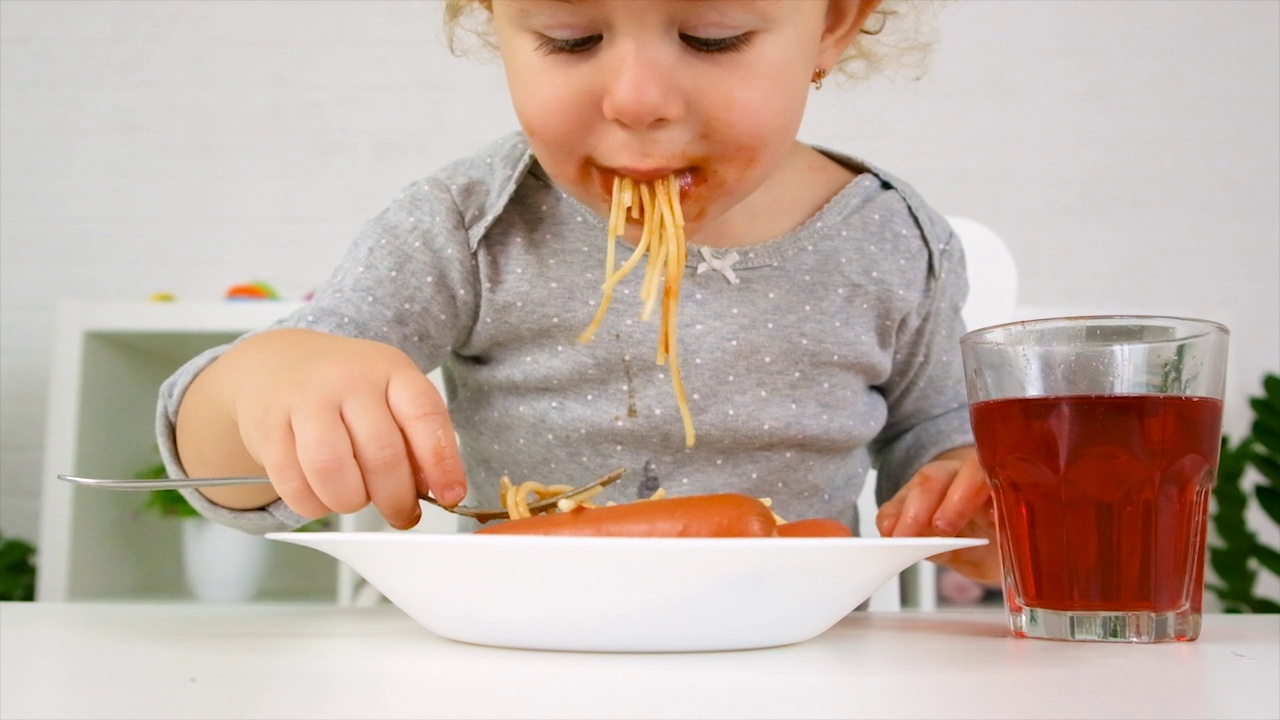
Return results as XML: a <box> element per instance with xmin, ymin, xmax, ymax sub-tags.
<box><xmin>267</xmin><ymin>532</ymin><xmax>986</xmax><ymax>653</ymax></box>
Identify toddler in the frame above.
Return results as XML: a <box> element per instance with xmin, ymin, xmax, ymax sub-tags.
<box><xmin>159</xmin><ymin>0</ymin><xmax>999</xmax><ymax>583</ymax></box>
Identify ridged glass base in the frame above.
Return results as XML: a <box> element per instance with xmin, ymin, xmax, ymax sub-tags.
<box><xmin>1008</xmin><ymin>607</ymin><xmax>1201</xmax><ymax>643</ymax></box>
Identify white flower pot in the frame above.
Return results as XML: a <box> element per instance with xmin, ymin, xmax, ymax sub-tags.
<box><xmin>181</xmin><ymin>518</ymin><xmax>270</xmax><ymax>603</ymax></box>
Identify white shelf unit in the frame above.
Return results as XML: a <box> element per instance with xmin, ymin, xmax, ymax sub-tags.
<box><xmin>34</xmin><ymin>300</ymin><xmax>385</xmax><ymax>604</ymax></box>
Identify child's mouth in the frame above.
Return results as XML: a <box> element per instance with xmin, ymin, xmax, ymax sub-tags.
<box><xmin>594</xmin><ymin>166</ymin><xmax>700</xmax><ymax>212</ymax></box>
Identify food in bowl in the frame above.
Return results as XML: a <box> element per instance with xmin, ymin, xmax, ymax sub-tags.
<box><xmin>476</xmin><ymin>492</ymin><xmax>853</xmax><ymax>538</ymax></box>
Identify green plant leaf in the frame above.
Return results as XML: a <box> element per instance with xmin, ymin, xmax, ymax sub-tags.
<box><xmin>1212</xmin><ymin>442</ymin><xmax>1253</xmax><ymax>523</ymax></box>
<box><xmin>1251</xmin><ymin>374</ymin><xmax>1280</xmax><ymax>452</ymax></box>
<box><xmin>1249</xmin><ymin>597</ymin><xmax>1280</xmax><ymax>614</ymax></box>
<box><xmin>132</xmin><ymin>463</ymin><xmax>167</xmax><ymax>481</ymax></box>
<box><xmin>0</xmin><ymin>534</ymin><xmax>37</xmax><ymax>602</ymax></box>
<box><xmin>131</xmin><ymin>458</ymin><xmax>201</xmax><ymax>519</ymax></box>
<box><xmin>1218</xmin><ymin>437</ymin><xmax>1253</xmax><ymax>483</ymax></box>
<box><xmin>1258</xmin><ymin>485</ymin><xmax>1280</xmax><ymax>525</ymax></box>
<box><xmin>0</xmin><ymin>537</ymin><xmax>34</xmax><ymax>564</ymax></box>
<box><xmin>1254</xmin><ymin>542</ymin><xmax>1280</xmax><ymax>578</ymax></box>
<box><xmin>1213</xmin><ymin>517</ymin><xmax>1256</xmax><ymax>549</ymax></box>
<box><xmin>1209</xmin><ymin>546</ymin><xmax>1255</xmax><ymax>595</ymax></box>
<box><xmin>1207</xmin><ymin>372</ymin><xmax>1280</xmax><ymax>613</ymax></box>
<box><xmin>142</xmin><ymin>489</ymin><xmax>200</xmax><ymax>518</ymax></box>
<box><xmin>1262</xmin><ymin>373</ymin><xmax>1280</xmax><ymax>409</ymax></box>
<box><xmin>1209</xmin><ymin>432</ymin><xmax>1262</xmax><ymax>606</ymax></box>
<box><xmin>1254</xmin><ymin>454</ymin><xmax>1280</xmax><ymax>487</ymax></box>
<box><xmin>1215</xmin><ymin>437</ymin><xmax>1252</xmax><ymax>504</ymax></box>
<box><xmin>1210</xmin><ymin>544</ymin><xmax>1255</xmax><ymax>573</ymax></box>
<box><xmin>1205</xmin><ymin>583</ymin><xmax>1255</xmax><ymax>612</ymax></box>
<box><xmin>1251</xmin><ymin>395</ymin><xmax>1280</xmax><ymax>428</ymax></box>
<box><xmin>1253</xmin><ymin>426</ymin><xmax>1280</xmax><ymax>464</ymax></box>
<box><xmin>294</xmin><ymin>517</ymin><xmax>335</xmax><ymax>532</ymax></box>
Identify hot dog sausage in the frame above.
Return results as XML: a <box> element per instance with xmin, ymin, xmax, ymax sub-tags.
<box><xmin>774</xmin><ymin>517</ymin><xmax>853</xmax><ymax>537</ymax></box>
<box><xmin>474</xmin><ymin>493</ymin><xmax>778</xmax><ymax>537</ymax></box>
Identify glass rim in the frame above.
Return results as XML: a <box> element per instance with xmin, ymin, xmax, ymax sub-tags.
<box><xmin>960</xmin><ymin>314</ymin><xmax>1229</xmax><ymax>347</ymax></box>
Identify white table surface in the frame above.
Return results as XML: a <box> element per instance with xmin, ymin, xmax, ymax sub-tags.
<box><xmin>1</xmin><ymin>602</ymin><xmax>1276</xmax><ymax>720</ymax></box>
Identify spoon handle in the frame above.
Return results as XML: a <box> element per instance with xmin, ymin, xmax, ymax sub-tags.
<box><xmin>57</xmin><ymin>467</ymin><xmax>627</xmax><ymax>523</ymax></box>
<box><xmin>59</xmin><ymin>474</ymin><xmax>270</xmax><ymax>490</ymax></box>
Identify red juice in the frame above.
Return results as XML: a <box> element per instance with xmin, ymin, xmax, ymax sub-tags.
<box><xmin>970</xmin><ymin>394</ymin><xmax>1222</xmax><ymax>615</ymax></box>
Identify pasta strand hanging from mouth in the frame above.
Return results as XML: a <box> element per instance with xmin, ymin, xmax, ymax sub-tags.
<box><xmin>578</xmin><ymin>175</ymin><xmax>696</xmax><ymax>447</ymax></box>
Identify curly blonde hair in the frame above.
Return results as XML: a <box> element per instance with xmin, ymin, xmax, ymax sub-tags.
<box><xmin>441</xmin><ymin>0</ymin><xmax>938</xmax><ymax>82</ymax></box>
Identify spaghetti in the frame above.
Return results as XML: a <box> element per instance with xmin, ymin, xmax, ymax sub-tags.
<box><xmin>578</xmin><ymin>174</ymin><xmax>696</xmax><ymax>447</ymax></box>
<box><xmin>496</xmin><ymin>475</ymin><xmax>665</xmax><ymax>519</ymax></box>
<box><xmin>494</xmin><ymin>474</ymin><xmax>796</xmax><ymax>526</ymax></box>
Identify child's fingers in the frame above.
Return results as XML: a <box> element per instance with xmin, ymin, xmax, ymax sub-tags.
<box><xmin>931</xmin><ymin>457</ymin><xmax>991</xmax><ymax>536</ymax></box>
<box><xmin>388</xmin><ymin>370</ymin><xmax>467</xmax><ymax>507</ymax></box>
<box><xmin>936</xmin><ymin>504</ymin><xmax>1003</xmax><ymax>583</ymax></box>
<box><xmin>257</xmin><ymin>421</ymin><xmax>331</xmax><ymax>520</ymax></box>
<box><xmin>875</xmin><ymin>502</ymin><xmax>900</xmax><ymax>537</ymax></box>
<box><xmin>874</xmin><ymin>476</ymin><xmax>922</xmax><ymax>537</ymax></box>
<box><xmin>873</xmin><ymin>455</ymin><xmax>1003</xmax><ymax>584</ymax></box>
<box><xmin>886</xmin><ymin>460</ymin><xmax>960</xmax><ymax>538</ymax></box>
<box><xmin>291</xmin><ymin>400</ymin><xmax>369</xmax><ymax>514</ymax></box>
<box><xmin>930</xmin><ymin>541</ymin><xmax>1002</xmax><ymax>585</ymax></box>
<box><xmin>342</xmin><ymin>395</ymin><xmax>422</xmax><ymax>531</ymax></box>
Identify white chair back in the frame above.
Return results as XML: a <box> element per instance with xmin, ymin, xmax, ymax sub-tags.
<box><xmin>949</xmin><ymin>217</ymin><xmax>1019</xmax><ymax>332</ymax></box>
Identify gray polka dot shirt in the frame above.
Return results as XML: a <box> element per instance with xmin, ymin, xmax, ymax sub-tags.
<box><xmin>157</xmin><ymin>131</ymin><xmax>974</xmax><ymax>534</ymax></box>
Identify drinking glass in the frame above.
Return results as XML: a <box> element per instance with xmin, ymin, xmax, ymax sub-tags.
<box><xmin>960</xmin><ymin>316</ymin><xmax>1229</xmax><ymax>642</ymax></box>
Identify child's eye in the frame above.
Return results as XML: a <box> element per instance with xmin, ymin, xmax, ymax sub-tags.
<box><xmin>535</xmin><ymin>34</ymin><xmax>602</xmax><ymax>55</ymax></box>
<box><xmin>679</xmin><ymin>33</ymin><xmax>752</xmax><ymax>54</ymax></box>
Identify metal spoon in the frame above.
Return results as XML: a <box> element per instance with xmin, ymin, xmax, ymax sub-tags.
<box><xmin>58</xmin><ymin>467</ymin><xmax>626</xmax><ymax>523</ymax></box>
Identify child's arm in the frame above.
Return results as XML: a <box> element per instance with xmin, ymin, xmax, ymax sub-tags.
<box><xmin>174</xmin><ymin>328</ymin><xmax>466</xmax><ymax>531</ymax></box>
<box><xmin>875</xmin><ymin>446</ymin><xmax>1001</xmax><ymax>584</ymax></box>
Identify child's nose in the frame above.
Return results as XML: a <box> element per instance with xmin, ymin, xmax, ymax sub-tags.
<box><xmin>600</xmin><ymin>46</ymin><xmax>685</xmax><ymax>130</ymax></box>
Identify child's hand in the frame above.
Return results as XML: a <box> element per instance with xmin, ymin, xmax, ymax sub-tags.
<box><xmin>875</xmin><ymin>447</ymin><xmax>1002</xmax><ymax>585</ymax></box>
<box><xmin>177</xmin><ymin>328</ymin><xmax>466</xmax><ymax>530</ymax></box>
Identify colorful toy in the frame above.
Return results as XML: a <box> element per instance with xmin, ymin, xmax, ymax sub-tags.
<box><xmin>224</xmin><ymin>281</ymin><xmax>280</xmax><ymax>301</ymax></box>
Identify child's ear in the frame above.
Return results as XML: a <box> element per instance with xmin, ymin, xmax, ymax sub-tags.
<box><xmin>818</xmin><ymin>0</ymin><xmax>883</xmax><ymax>67</ymax></box>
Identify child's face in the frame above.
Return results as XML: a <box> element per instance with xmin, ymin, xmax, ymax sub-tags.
<box><xmin>491</xmin><ymin>0</ymin><xmax>866</xmax><ymax>236</ymax></box>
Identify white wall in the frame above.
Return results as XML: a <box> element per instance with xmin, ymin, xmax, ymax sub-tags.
<box><xmin>2</xmin><ymin>0</ymin><xmax>1277</xmax><ymax>554</ymax></box>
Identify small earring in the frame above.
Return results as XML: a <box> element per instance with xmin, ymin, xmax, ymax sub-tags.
<box><xmin>811</xmin><ymin>67</ymin><xmax>828</xmax><ymax>90</ymax></box>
